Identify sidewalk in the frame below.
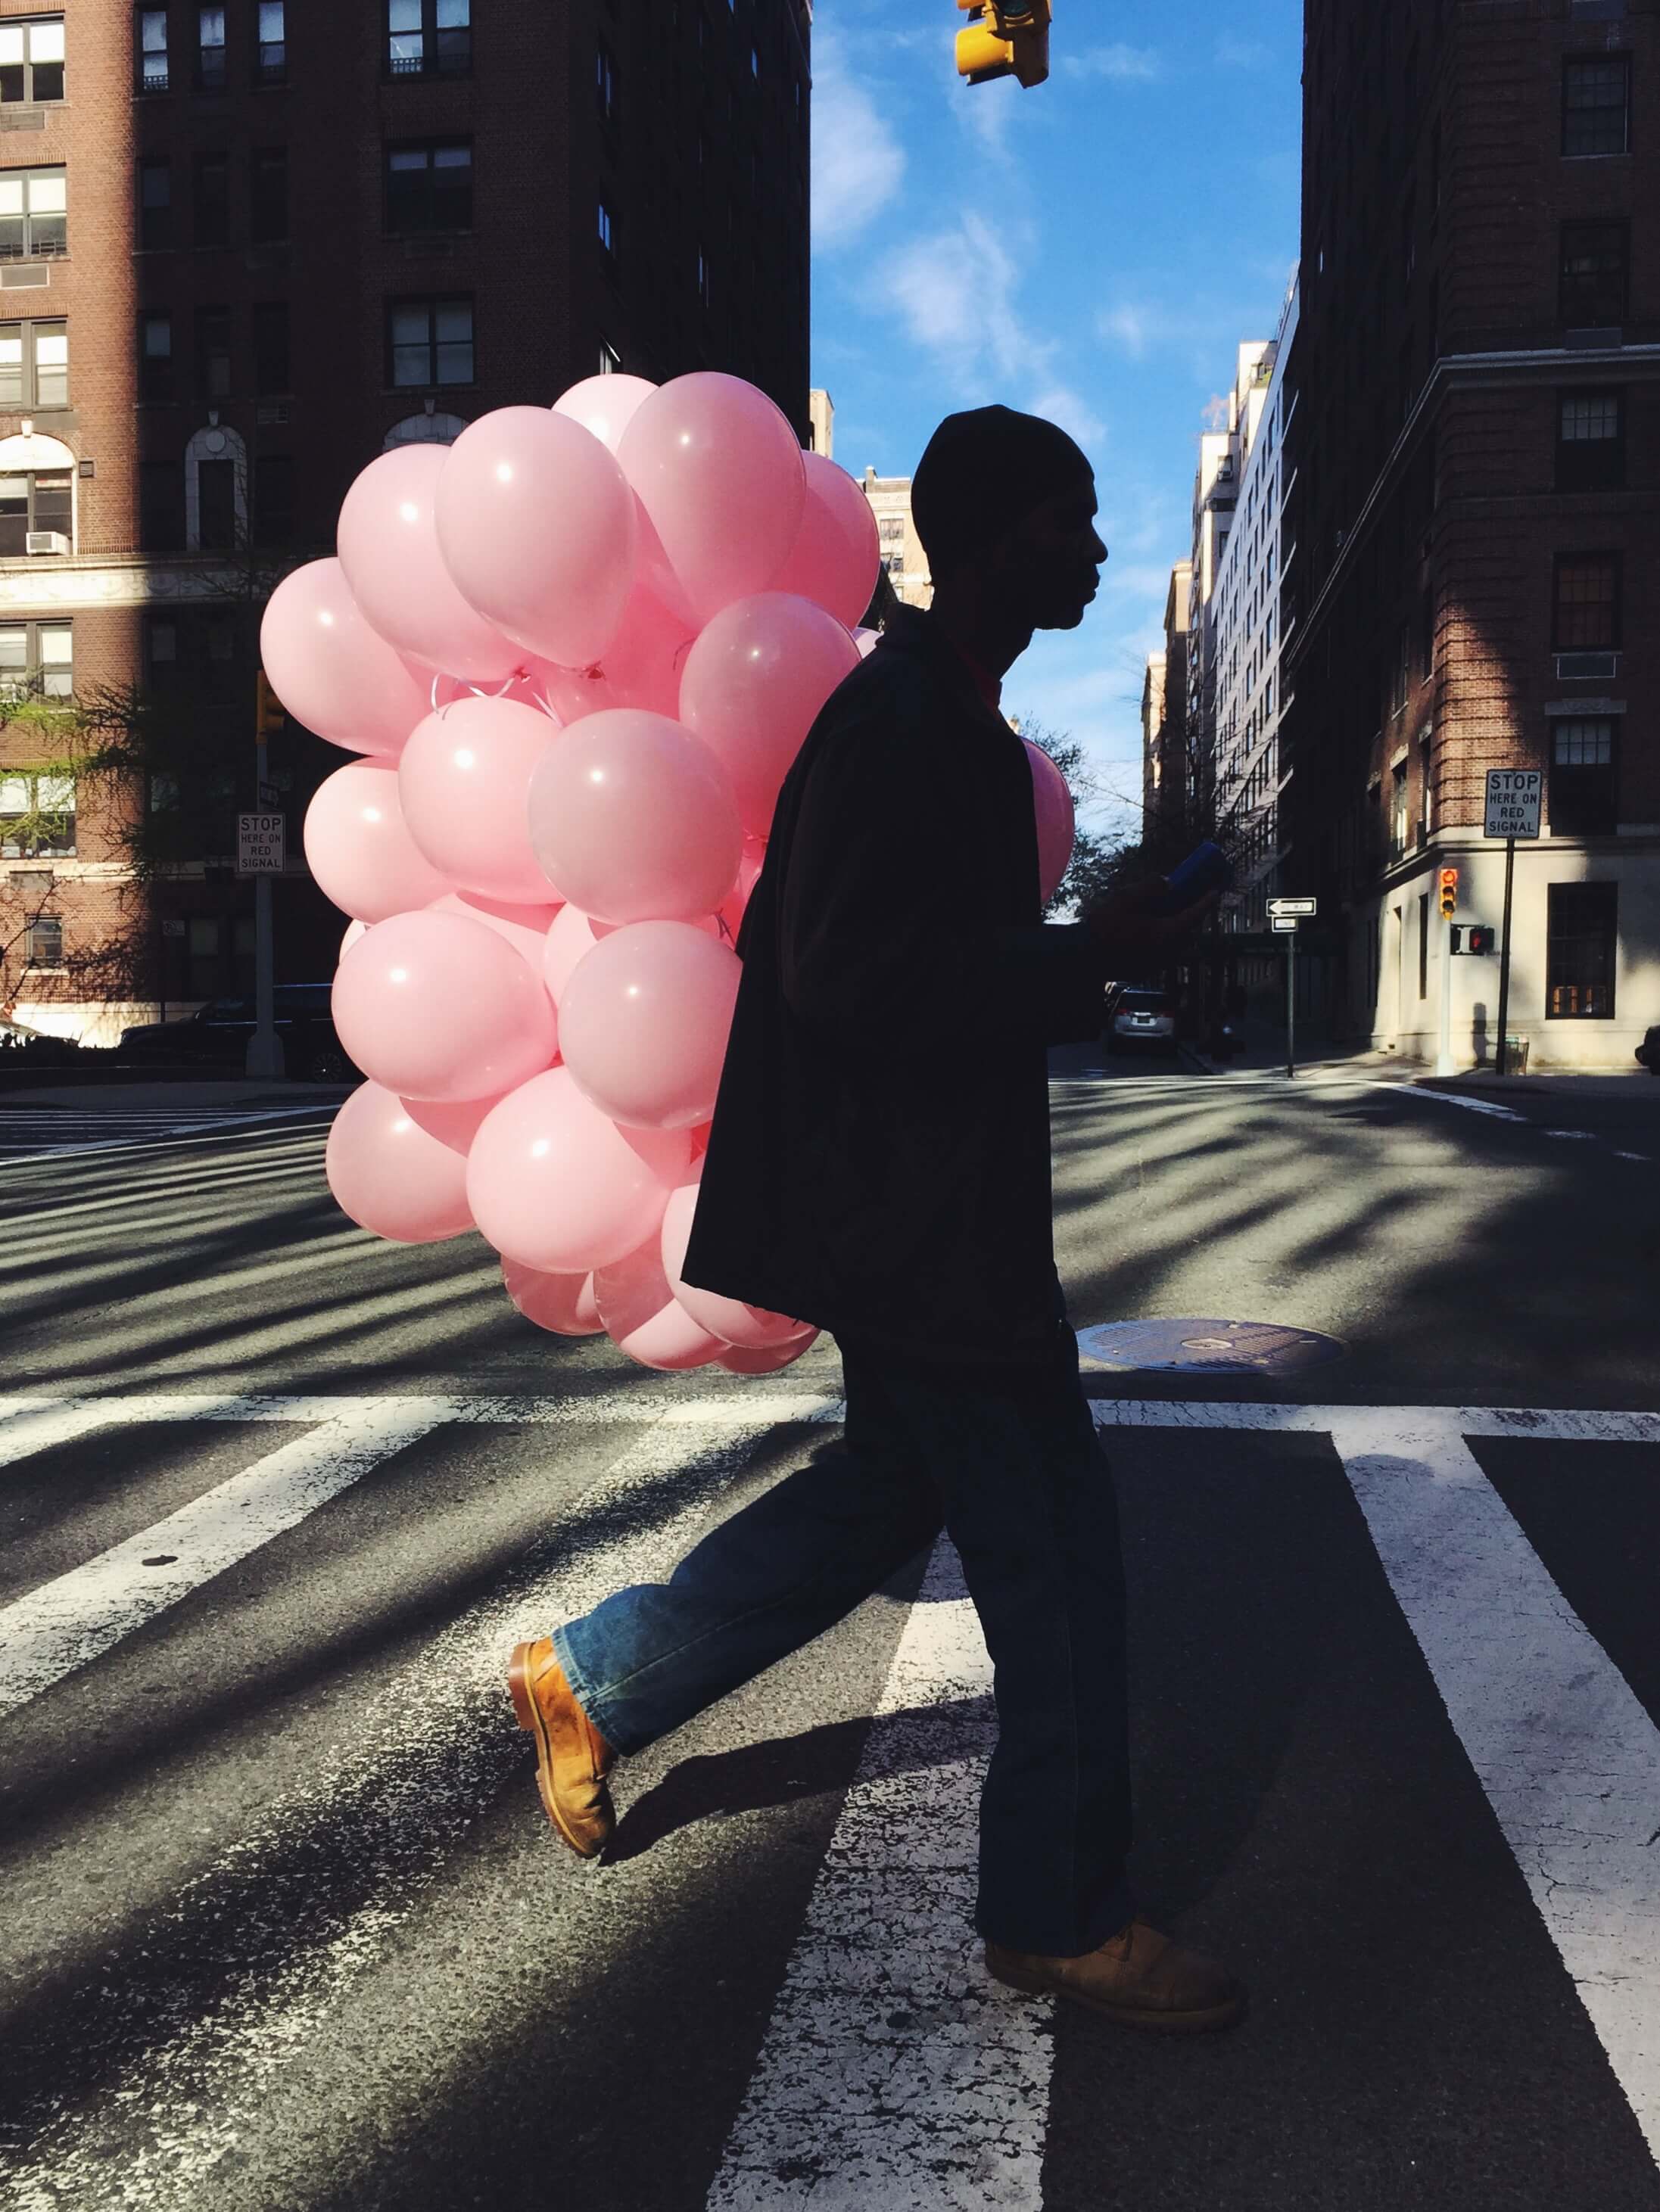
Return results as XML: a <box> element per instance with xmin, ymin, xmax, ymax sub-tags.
<box><xmin>1180</xmin><ymin>1032</ymin><xmax>1655</xmax><ymax>1097</ymax></box>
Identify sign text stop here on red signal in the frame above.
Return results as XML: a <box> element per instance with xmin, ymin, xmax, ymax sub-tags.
<box><xmin>1485</xmin><ymin>769</ymin><xmax>1542</xmax><ymax>840</ymax></box>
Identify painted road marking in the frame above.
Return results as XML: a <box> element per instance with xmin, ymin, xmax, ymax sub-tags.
<box><xmin>706</xmin><ymin>1537</ymin><xmax>1048</xmax><ymax>2212</ymax></box>
<box><xmin>0</xmin><ymin>1103</ymin><xmax>341</xmax><ymax>1163</ymax></box>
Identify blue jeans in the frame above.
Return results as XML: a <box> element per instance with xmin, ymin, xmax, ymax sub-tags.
<box><xmin>553</xmin><ymin>1314</ymin><xmax>1135</xmax><ymax>1958</ymax></box>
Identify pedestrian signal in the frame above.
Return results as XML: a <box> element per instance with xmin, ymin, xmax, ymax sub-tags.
<box><xmin>955</xmin><ymin>0</ymin><xmax>1051</xmax><ymax>88</ymax></box>
<box><xmin>1437</xmin><ymin>866</ymin><xmax>1459</xmax><ymax>921</ymax></box>
<box><xmin>255</xmin><ymin>670</ymin><xmax>285</xmax><ymax>738</ymax></box>
<box><xmin>1466</xmin><ymin>925</ymin><xmax>1496</xmax><ymax>955</ymax></box>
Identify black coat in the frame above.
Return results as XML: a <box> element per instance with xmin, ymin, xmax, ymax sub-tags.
<box><xmin>681</xmin><ymin>605</ymin><xmax>1107</xmax><ymax>1377</ymax></box>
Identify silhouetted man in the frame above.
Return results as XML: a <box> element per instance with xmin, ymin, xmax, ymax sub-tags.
<box><xmin>509</xmin><ymin>406</ymin><xmax>1244</xmax><ymax>2034</ymax></box>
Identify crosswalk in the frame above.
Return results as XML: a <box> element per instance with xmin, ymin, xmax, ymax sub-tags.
<box><xmin>0</xmin><ymin>1101</ymin><xmax>345</xmax><ymax>1160</ymax></box>
<box><xmin>1</xmin><ymin>1389</ymin><xmax>1658</xmax><ymax>2209</ymax></box>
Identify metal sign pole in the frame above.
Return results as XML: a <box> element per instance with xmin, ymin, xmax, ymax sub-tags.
<box><xmin>1286</xmin><ymin>925</ymin><xmax>1296</xmax><ymax>1079</ymax></box>
<box><xmin>1494</xmin><ymin>835</ymin><xmax>1517</xmax><ymax>1077</ymax></box>
<box><xmin>244</xmin><ymin>703</ymin><xmax>283</xmax><ymax>1080</ymax></box>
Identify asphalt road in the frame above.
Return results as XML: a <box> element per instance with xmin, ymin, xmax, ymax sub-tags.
<box><xmin>1</xmin><ymin>1066</ymin><xmax>1658</xmax><ymax>2210</ymax></box>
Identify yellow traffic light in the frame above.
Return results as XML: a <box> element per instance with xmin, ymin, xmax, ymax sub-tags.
<box><xmin>255</xmin><ymin>670</ymin><xmax>285</xmax><ymax>737</ymax></box>
<box><xmin>956</xmin><ymin>0</ymin><xmax>1051</xmax><ymax>89</ymax></box>
<box><xmin>1438</xmin><ymin>866</ymin><xmax>1459</xmax><ymax>921</ymax></box>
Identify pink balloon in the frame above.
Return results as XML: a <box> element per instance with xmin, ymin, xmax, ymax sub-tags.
<box><xmin>466</xmin><ymin>1066</ymin><xmax>690</xmax><ymax>1272</ymax></box>
<box><xmin>260</xmin><ymin>559</ymin><xmax>429</xmax><ymax>758</ymax></box>
<box><xmin>559</xmin><ymin>922</ymin><xmax>741</xmax><ymax>1131</ymax></box>
<box><xmin>397</xmin><ymin>695</ymin><xmax>560</xmax><ymax>905</ymax></box>
<box><xmin>1023</xmin><ymin>739</ymin><xmax>1077</xmax><ymax>906</ymax></box>
<box><xmin>332</xmin><ymin>909</ymin><xmax>558</xmax><ymax>1102</ymax></box>
<box><xmin>771</xmin><ymin>454</ymin><xmax>881</xmax><ymax>631</ymax></box>
<box><xmin>854</xmin><ymin>627</ymin><xmax>881</xmax><ymax>660</ymax></box>
<box><xmin>325</xmin><ymin>1081</ymin><xmax>494</xmax><ymax>1243</ymax></box>
<box><xmin>430</xmin><ymin>891</ymin><xmax>559</xmax><ymax>992</ymax></box>
<box><xmin>678</xmin><ymin>593</ymin><xmax>860</xmax><ymax>839</ymax></box>
<box><xmin>503</xmin><ymin>1257</ymin><xmax>603</xmax><ymax>1337</ymax></box>
<box><xmin>718</xmin><ymin>1330</ymin><xmax>822</xmax><ymax>1374</ymax></box>
<box><xmin>527</xmin><ymin>709</ymin><xmax>741</xmax><ymax>924</ymax></box>
<box><xmin>338</xmin><ymin>444</ymin><xmax>522</xmax><ymax>683</ymax></box>
<box><xmin>434</xmin><ymin>407</ymin><xmax>637</xmax><ymax>670</ymax></box>
<box><xmin>618</xmin><ymin>373</ymin><xmax>806</xmax><ymax>626</ymax></box>
<box><xmin>594</xmin><ymin>1231</ymin><xmax>730</xmax><ymax>1372</ymax></box>
<box><xmin>542</xmin><ymin>901</ymin><xmax>618</xmax><ymax>1003</ymax></box>
<box><xmin>660</xmin><ymin>1181</ymin><xmax>807</xmax><ymax>1349</ymax></box>
<box><xmin>340</xmin><ymin>918</ymin><xmax>369</xmax><ymax>963</ymax></box>
<box><xmin>553</xmin><ymin>373</ymin><xmax>658</xmax><ymax>454</ymax></box>
<box><xmin>304</xmin><ymin>759</ymin><xmax>453</xmax><ymax>923</ymax></box>
<box><xmin>528</xmin><ymin>581</ymin><xmax>695</xmax><ymax>721</ymax></box>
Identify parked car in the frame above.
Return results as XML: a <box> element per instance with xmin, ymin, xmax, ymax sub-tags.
<box><xmin>1104</xmin><ymin>985</ymin><xmax>1179</xmax><ymax>1056</ymax></box>
<box><xmin>117</xmin><ymin>984</ymin><xmax>358</xmax><ymax>1082</ymax></box>
<box><xmin>1637</xmin><ymin>1024</ymin><xmax>1659</xmax><ymax>1075</ymax></box>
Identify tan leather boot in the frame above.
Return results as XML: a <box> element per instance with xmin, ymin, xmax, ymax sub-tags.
<box><xmin>508</xmin><ymin>1638</ymin><xmax>616</xmax><ymax>1859</ymax></box>
<box><xmin>985</xmin><ymin>1917</ymin><xmax>1246</xmax><ymax>2033</ymax></box>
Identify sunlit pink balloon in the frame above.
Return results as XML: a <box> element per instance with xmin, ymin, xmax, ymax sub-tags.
<box><xmin>332</xmin><ymin>910</ymin><xmax>558</xmax><ymax>1102</ymax></box>
<box><xmin>1023</xmin><ymin>739</ymin><xmax>1076</xmax><ymax>906</ymax></box>
<box><xmin>771</xmin><ymin>454</ymin><xmax>881</xmax><ymax>631</ymax></box>
<box><xmin>340</xmin><ymin>918</ymin><xmax>369</xmax><ymax>963</ymax></box>
<box><xmin>397</xmin><ymin>695</ymin><xmax>560</xmax><ymax>905</ymax></box>
<box><xmin>434</xmin><ymin>407</ymin><xmax>637</xmax><ymax>670</ymax></box>
<box><xmin>527</xmin><ymin>708</ymin><xmax>742</xmax><ymax>924</ymax></box>
<box><xmin>260</xmin><ymin>559</ymin><xmax>429</xmax><ymax>758</ymax></box>
<box><xmin>325</xmin><ymin>1082</ymin><xmax>494</xmax><ymax>1243</ymax></box>
<box><xmin>553</xmin><ymin>373</ymin><xmax>658</xmax><ymax>454</ymax></box>
<box><xmin>718</xmin><ymin>1330</ymin><xmax>821</xmax><ymax>1374</ymax></box>
<box><xmin>542</xmin><ymin>901</ymin><xmax>618</xmax><ymax>1003</ymax></box>
<box><xmin>679</xmin><ymin>593</ymin><xmax>859</xmax><ymax>839</ymax></box>
<box><xmin>503</xmin><ymin>1257</ymin><xmax>603</xmax><ymax>1337</ymax></box>
<box><xmin>466</xmin><ymin>1066</ymin><xmax>690</xmax><ymax>1273</ymax></box>
<box><xmin>559</xmin><ymin>922</ymin><xmax>741</xmax><ymax>1131</ymax></box>
<box><xmin>528</xmin><ymin>581</ymin><xmax>695</xmax><ymax>722</ymax></box>
<box><xmin>854</xmin><ymin>627</ymin><xmax>881</xmax><ymax>660</ymax></box>
<box><xmin>304</xmin><ymin>759</ymin><xmax>453</xmax><ymax>923</ymax></box>
<box><xmin>661</xmin><ymin>1181</ymin><xmax>807</xmax><ymax>1349</ymax></box>
<box><xmin>430</xmin><ymin>891</ymin><xmax>559</xmax><ymax>996</ymax></box>
<box><xmin>594</xmin><ymin>1231</ymin><xmax>730</xmax><ymax>1372</ymax></box>
<box><xmin>618</xmin><ymin>373</ymin><xmax>806</xmax><ymax>626</ymax></box>
<box><xmin>338</xmin><ymin>444</ymin><xmax>522</xmax><ymax>683</ymax></box>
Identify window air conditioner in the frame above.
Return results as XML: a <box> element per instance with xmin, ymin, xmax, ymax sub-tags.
<box><xmin>25</xmin><ymin>530</ymin><xmax>68</xmax><ymax>555</ymax></box>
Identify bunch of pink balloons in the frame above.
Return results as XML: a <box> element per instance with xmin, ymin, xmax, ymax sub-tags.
<box><xmin>262</xmin><ymin>370</ymin><xmax>1075</xmax><ymax>1376</ymax></box>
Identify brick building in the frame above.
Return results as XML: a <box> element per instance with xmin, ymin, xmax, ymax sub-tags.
<box><xmin>1280</xmin><ymin>0</ymin><xmax>1658</xmax><ymax>1069</ymax></box>
<box><xmin>0</xmin><ymin>0</ymin><xmax>811</xmax><ymax>1044</ymax></box>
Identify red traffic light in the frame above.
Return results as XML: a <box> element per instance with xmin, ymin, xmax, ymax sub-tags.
<box><xmin>1467</xmin><ymin>926</ymin><xmax>1496</xmax><ymax>955</ymax></box>
<box><xmin>1437</xmin><ymin>866</ymin><xmax>1459</xmax><ymax>920</ymax></box>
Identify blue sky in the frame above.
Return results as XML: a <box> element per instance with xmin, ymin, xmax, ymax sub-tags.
<box><xmin>808</xmin><ymin>0</ymin><xmax>1303</xmax><ymax>843</ymax></box>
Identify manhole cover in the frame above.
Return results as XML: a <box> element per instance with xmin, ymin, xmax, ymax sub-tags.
<box><xmin>1076</xmin><ymin>1318</ymin><xmax>1346</xmax><ymax>1376</ymax></box>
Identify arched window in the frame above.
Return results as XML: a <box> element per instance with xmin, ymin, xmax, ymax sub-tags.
<box><xmin>0</xmin><ymin>428</ymin><xmax>73</xmax><ymax>555</ymax></box>
<box><xmin>184</xmin><ymin>423</ymin><xmax>248</xmax><ymax>550</ymax></box>
<box><xmin>382</xmin><ymin>410</ymin><xmax>468</xmax><ymax>450</ymax></box>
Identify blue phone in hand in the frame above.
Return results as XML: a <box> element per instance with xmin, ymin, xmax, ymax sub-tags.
<box><xmin>1158</xmin><ymin>840</ymin><xmax>1232</xmax><ymax>916</ymax></box>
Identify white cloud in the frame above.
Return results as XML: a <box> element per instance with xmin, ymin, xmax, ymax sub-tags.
<box><xmin>877</xmin><ymin>210</ymin><xmax>1033</xmax><ymax>381</ymax></box>
<box><xmin>1030</xmin><ymin>384</ymin><xmax>1106</xmax><ymax>450</ymax></box>
<box><xmin>811</xmin><ymin>33</ymin><xmax>906</xmax><ymax>251</ymax></box>
<box><xmin>1064</xmin><ymin>44</ymin><xmax>1161</xmax><ymax>82</ymax></box>
<box><xmin>1215</xmin><ymin>35</ymin><xmax>1272</xmax><ymax>70</ymax></box>
<box><xmin>1098</xmin><ymin>305</ymin><xmax>1152</xmax><ymax>359</ymax></box>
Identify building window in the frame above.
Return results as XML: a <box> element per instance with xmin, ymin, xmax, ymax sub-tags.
<box><xmin>253</xmin><ymin>452</ymin><xmax>294</xmax><ymax>543</ymax></box>
<box><xmin>197</xmin><ymin>4</ymin><xmax>226</xmax><ymax>92</ymax></box>
<box><xmin>1</xmin><ymin>768</ymin><xmax>75</xmax><ymax>860</ymax></box>
<box><xmin>1546</xmin><ymin>882</ymin><xmax>1616</xmax><ymax>1017</ymax></box>
<box><xmin>198</xmin><ymin>456</ymin><xmax>236</xmax><ymax>547</ymax></box>
<box><xmin>696</xmin><ymin>248</ymin><xmax>710</xmax><ymax>307</ymax></box>
<box><xmin>385</xmin><ymin>140</ymin><xmax>472</xmax><ymax>233</ymax></box>
<box><xmin>388</xmin><ymin>295</ymin><xmax>473</xmax><ymax>387</ymax></box>
<box><xmin>0</xmin><ymin>621</ymin><xmax>71</xmax><ymax>702</ymax></box>
<box><xmin>1556</xmin><ymin>389</ymin><xmax>1624</xmax><ymax>493</ymax></box>
<box><xmin>139</xmin><ymin>156</ymin><xmax>172</xmax><ymax>249</ymax></box>
<box><xmin>139</xmin><ymin>459</ymin><xmax>184</xmax><ymax>548</ymax></box>
<box><xmin>0</xmin><ymin>166</ymin><xmax>66</xmax><ymax>259</ymax></box>
<box><xmin>138</xmin><ymin>309</ymin><xmax>173</xmax><ymax>402</ymax></box>
<box><xmin>136</xmin><ymin>7</ymin><xmax>169</xmax><ymax>92</ymax></box>
<box><xmin>1390</xmin><ymin>759</ymin><xmax>1408</xmax><ymax>860</ymax></box>
<box><xmin>252</xmin><ymin>299</ymin><xmax>288</xmax><ymax>393</ymax></box>
<box><xmin>1549</xmin><ymin>717</ymin><xmax>1617</xmax><ymax>837</ymax></box>
<box><xmin>597</xmin><ymin>200</ymin><xmax>614</xmax><ymax>256</ymax></box>
<box><xmin>195</xmin><ymin>304</ymin><xmax>232</xmax><ymax>401</ymax></box>
<box><xmin>1552</xmin><ymin>552</ymin><xmax>1621</xmax><ymax>650</ymax></box>
<box><xmin>387</xmin><ymin>0</ymin><xmax>470</xmax><ymax>79</ymax></box>
<box><xmin>250</xmin><ymin>147</ymin><xmax>288</xmax><ymax>242</ymax></box>
<box><xmin>184</xmin><ymin>424</ymin><xmax>247</xmax><ymax>549</ymax></box>
<box><xmin>257</xmin><ymin>0</ymin><xmax>285</xmax><ymax>83</ymax></box>
<box><xmin>1418</xmin><ymin>891</ymin><xmax>1430</xmax><ymax>1000</ymax></box>
<box><xmin>0</xmin><ymin>319</ymin><xmax>67</xmax><ymax>409</ymax></box>
<box><xmin>599</xmin><ymin>337</ymin><xmax>620</xmax><ymax>375</ymax></box>
<box><xmin>0</xmin><ymin>18</ymin><xmax>64</xmax><ymax>104</ymax></box>
<box><xmin>193</xmin><ymin>150</ymin><xmax>229</xmax><ymax>248</ymax></box>
<box><xmin>1559</xmin><ymin>220</ymin><xmax>1627</xmax><ymax>325</ymax></box>
<box><xmin>596</xmin><ymin>40</ymin><xmax>616</xmax><ymax>123</ymax></box>
<box><xmin>23</xmin><ymin>913</ymin><xmax>64</xmax><ymax>965</ymax></box>
<box><xmin>0</xmin><ymin>468</ymin><xmax>70</xmax><ymax>552</ymax></box>
<box><xmin>1562</xmin><ymin>56</ymin><xmax>1629</xmax><ymax>157</ymax></box>
<box><xmin>145</xmin><ymin>614</ymin><xmax>178</xmax><ymax>686</ymax></box>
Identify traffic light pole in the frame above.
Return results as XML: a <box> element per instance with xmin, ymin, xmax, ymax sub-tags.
<box><xmin>244</xmin><ymin>698</ymin><xmax>282</xmax><ymax>1080</ymax></box>
<box><xmin>1435</xmin><ymin>914</ymin><xmax>1455</xmax><ymax>1078</ymax></box>
<box><xmin>1494</xmin><ymin>835</ymin><xmax>1517</xmax><ymax>1077</ymax></box>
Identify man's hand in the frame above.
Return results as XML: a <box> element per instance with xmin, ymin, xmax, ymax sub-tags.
<box><xmin>1079</xmin><ymin>878</ymin><xmax>1220</xmax><ymax>972</ymax></box>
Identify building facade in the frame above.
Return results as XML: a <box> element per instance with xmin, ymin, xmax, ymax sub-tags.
<box><xmin>1</xmin><ymin>0</ymin><xmax>812</xmax><ymax>1043</ymax></box>
<box><xmin>1281</xmin><ymin>0</ymin><xmax>1657</xmax><ymax>1069</ymax></box>
<box><xmin>859</xmin><ymin>465</ymin><xmax>932</xmax><ymax>610</ymax></box>
<box><xmin>1140</xmin><ymin>556</ymin><xmax>1190</xmax><ymax>857</ymax></box>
